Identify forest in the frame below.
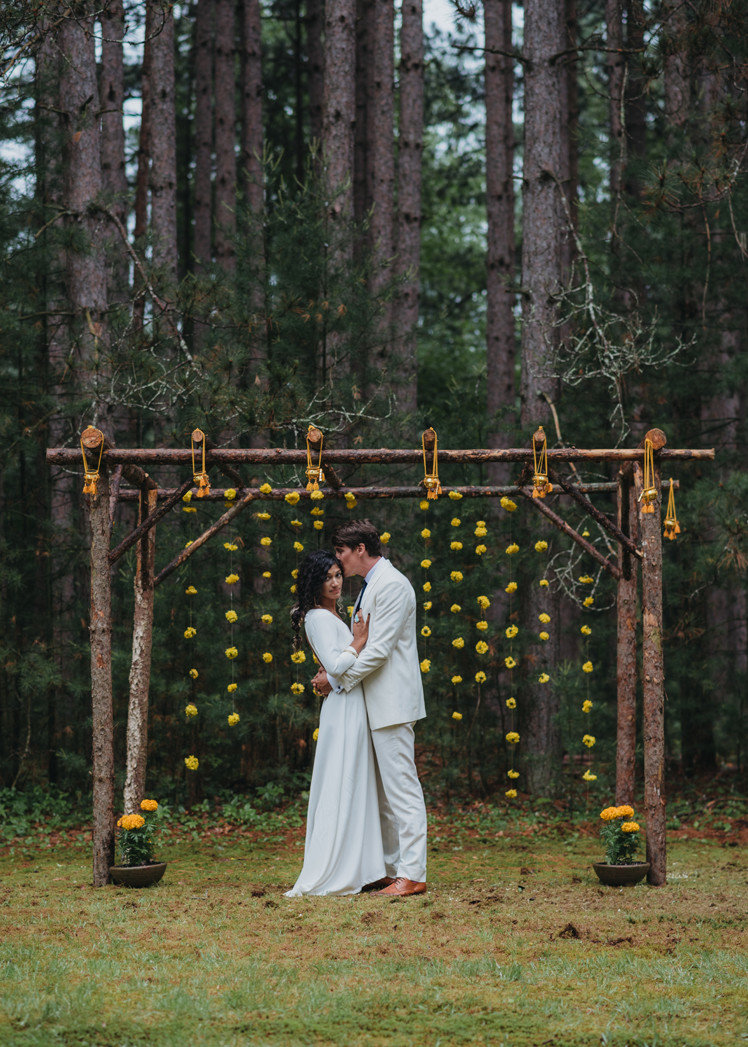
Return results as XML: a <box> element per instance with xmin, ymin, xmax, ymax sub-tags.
<box><xmin>1</xmin><ymin>0</ymin><xmax>747</xmax><ymax>813</ymax></box>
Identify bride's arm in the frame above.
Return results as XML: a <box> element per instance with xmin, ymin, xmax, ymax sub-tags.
<box><xmin>304</xmin><ymin>612</ymin><xmax>359</xmax><ymax>678</ymax></box>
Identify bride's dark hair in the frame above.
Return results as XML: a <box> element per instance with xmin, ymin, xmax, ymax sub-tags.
<box><xmin>291</xmin><ymin>550</ymin><xmax>343</xmax><ymax>650</ymax></box>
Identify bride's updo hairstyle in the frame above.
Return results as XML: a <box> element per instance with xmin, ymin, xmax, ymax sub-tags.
<box><xmin>291</xmin><ymin>550</ymin><xmax>343</xmax><ymax>650</ymax></box>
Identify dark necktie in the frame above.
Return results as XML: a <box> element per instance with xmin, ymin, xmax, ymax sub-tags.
<box><xmin>353</xmin><ymin>579</ymin><xmax>367</xmax><ymax>615</ymax></box>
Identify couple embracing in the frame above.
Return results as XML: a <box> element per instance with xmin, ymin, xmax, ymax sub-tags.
<box><xmin>285</xmin><ymin>520</ymin><xmax>428</xmax><ymax>898</ymax></box>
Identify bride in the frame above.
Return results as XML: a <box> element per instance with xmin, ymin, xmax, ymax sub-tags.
<box><xmin>285</xmin><ymin>550</ymin><xmax>386</xmax><ymax>896</ymax></box>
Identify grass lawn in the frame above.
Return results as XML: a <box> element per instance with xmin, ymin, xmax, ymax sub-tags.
<box><xmin>1</xmin><ymin>808</ymin><xmax>747</xmax><ymax>1047</ymax></box>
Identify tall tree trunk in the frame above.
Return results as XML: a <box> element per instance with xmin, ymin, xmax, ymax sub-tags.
<box><xmin>194</xmin><ymin>0</ymin><xmax>214</xmax><ymax>271</ymax></box>
<box><xmin>393</xmin><ymin>0</ymin><xmax>424</xmax><ymax>415</ymax></box>
<box><xmin>99</xmin><ymin>0</ymin><xmax>129</xmax><ymax>298</ymax></box>
<box><xmin>307</xmin><ymin>0</ymin><xmax>325</xmax><ymax>145</ymax></box>
<box><xmin>240</xmin><ymin>0</ymin><xmax>263</xmax><ymax>218</ymax></box>
<box><xmin>148</xmin><ymin>0</ymin><xmax>178</xmax><ymax>289</ymax></box>
<box><xmin>353</xmin><ymin>0</ymin><xmax>370</xmax><ymax>227</ymax></box>
<box><xmin>214</xmin><ymin>0</ymin><xmax>237</xmax><ymax>271</ymax></box>
<box><xmin>484</xmin><ymin>0</ymin><xmax>515</xmax><ymax>460</ymax></box>
<box><xmin>133</xmin><ymin>22</ymin><xmax>153</xmax><ymax>331</ymax></box>
<box><xmin>623</xmin><ymin>0</ymin><xmax>646</xmax><ymax>201</ymax></box>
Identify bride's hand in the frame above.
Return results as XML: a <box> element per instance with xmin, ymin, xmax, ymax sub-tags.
<box><xmin>351</xmin><ymin>612</ymin><xmax>370</xmax><ymax>654</ymax></box>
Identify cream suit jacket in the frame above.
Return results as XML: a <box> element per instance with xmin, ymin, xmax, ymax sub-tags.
<box><xmin>336</xmin><ymin>558</ymin><xmax>426</xmax><ymax>731</ymax></box>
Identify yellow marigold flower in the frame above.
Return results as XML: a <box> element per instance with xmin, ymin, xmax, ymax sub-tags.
<box><xmin>504</xmin><ymin>655</ymin><xmax>516</xmax><ymax>669</ymax></box>
<box><xmin>616</xmin><ymin>805</ymin><xmax>635</xmax><ymax>818</ymax></box>
<box><xmin>421</xmin><ymin>528</ymin><xmax>431</xmax><ymax>539</ymax></box>
<box><xmin>256</xmin><ymin>511</ymin><xmax>271</xmax><ymax>521</ymax></box>
<box><xmin>584</xmin><ymin>596</ymin><xmax>594</xmax><ymax>607</ymax></box>
<box><xmin>582</xmin><ymin>529</ymin><xmax>590</xmax><ymax>537</ymax></box>
<box><xmin>476</xmin><ymin>620</ymin><xmax>488</xmax><ymax>631</ymax></box>
<box><xmin>451</xmin><ymin>541</ymin><xmax>463</xmax><ymax>551</ymax></box>
<box><xmin>421</xmin><ymin>626</ymin><xmax>431</xmax><ymax>638</ymax></box>
<box><xmin>291</xmin><ymin>568</ymin><xmax>299</xmax><ymax>579</ymax></box>
<box><xmin>260</xmin><ymin>536</ymin><xmax>272</xmax><ymax>546</ymax></box>
<box><xmin>185</xmin><ymin>703</ymin><xmax>198</xmax><ymax>718</ymax></box>
<box><xmin>500</xmin><ymin>496</ymin><xmax>517</xmax><ymax>512</ymax></box>
<box><xmin>477</xmin><ymin>595</ymin><xmax>490</xmax><ymax>610</ymax></box>
<box><xmin>185</xmin><ymin>585</ymin><xmax>198</xmax><ymax>595</ymax></box>
<box><xmin>261</xmin><ymin>614</ymin><xmax>273</xmax><ymax>625</ymax></box>
<box><xmin>451</xmin><ymin>570</ymin><xmax>463</xmax><ymax>582</ymax></box>
<box><xmin>475</xmin><ymin>526</ymin><xmax>487</xmax><ymax>538</ymax></box>
<box><xmin>291</xmin><ymin>682</ymin><xmax>304</xmax><ymax>695</ymax></box>
<box><xmin>345</xmin><ymin>495</ymin><xmax>357</xmax><ymax>509</ymax></box>
<box><xmin>539</xmin><ymin>578</ymin><xmax>549</xmax><ymax>588</ymax></box>
<box><xmin>506</xmin><ymin>731</ymin><xmax>520</xmax><ymax>745</ymax></box>
<box><xmin>476</xmin><ymin>520</ymin><xmax>486</xmax><ymax>528</ymax></box>
<box><xmin>420</xmin><ymin>500</ymin><xmax>429</xmax><ymax>510</ymax></box>
<box><xmin>182</xmin><ymin>490</ymin><xmax>192</xmax><ymax>503</ymax></box>
<box><xmin>224</xmin><ymin>541</ymin><xmax>238</xmax><ymax>551</ymax></box>
<box><xmin>184</xmin><ymin>627</ymin><xmax>197</xmax><ymax>639</ymax></box>
<box><xmin>380</xmin><ymin>532</ymin><xmax>391</xmax><ymax>543</ymax></box>
<box><xmin>225</xmin><ymin>610</ymin><xmax>238</xmax><ymax>624</ymax></box>
<box><xmin>224</xmin><ymin>489</ymin><xmax>236</xmax><ymax>501</ymax></box>
<box><xmin>539</xmin><ymin>631</ymin><xmax>549</xmax><ymax>641</ymax></box>
<box><xmin>225</xmin><ymin>573</ymin><xmax>239</xmax><ymax>585</ymax></box>
<box><xmin>423</xmin><ymin>600</ymin><xmax>432</xmax><ymax>611</ymax></box>
<box><xmin>582</xmin><ymin>660</ymin><xmax>593</xmax><ymax>673</ymax></box>
<box><xmin>227</xmin><ymin>683</ymin><xmax>237</xmax><ymax>693</ymax></box>
<box><xmin>582</xmin><ymin>699</ymin><xmax>593</xmax><ymax>713</ymax></box>
<box><xmin>448</xmin><ymin>491</ymin><xmax>463</xmax><ymax>500</ymax></box>
<box><xmin>452</xmin><ymin>637</ymin><xmax>465</xmax><ymax>649</ymax></box>
<box><xmin>119</xmin><ymin>813</ymin><xmax>145</xmax><ymax>830</ymax></box>
<box><xmin>262</xmin><ymin>652</ymin><xmax>273</xmax><ymax>663</ymax></box>
<box><xmin>452</xmin><ymin>675</ymin><xmax>463</xmax><ymax>684</ymax></box>
<box><xmin>293</xmin><ymin>541</ymin><xmax>304</xmax><ymax>552</ymax></box>
<box><xmin>600</xmin><ymin>807</ymin><xmax>619</xmax><ymax>821</ymax></box>
<box><xmin>290</xmin><ymin>584</ymin><xmax>297</xmax><ymax>593</ymax></box>
<box><xmin>225</xmin><ymin>646</ymin><xmax>238</xmax><ymax>660</ymax></box>
<box><xmin>622</xmin><ymin>821</ymin><xmax>640</xmax><ymax>833</ymax></box>
<box><xmin>506</xmin><ymin>624</ymin><xmax>518</xmax><ymax>639</ymax></box>
<box><xmin>451</xmin><ymin>518</ymin><xmax>461</xmax><ymax>527</ymax></box>
<box><xmin>582</xmin><ymin>769</ymin><xmax>597</xmax><ymax>782</ymax></box>
<box><xmin>185</xmin><ymin>541</ymin><xmax>193</xmax><ymax>548</ymax></box>
<box><xmin>538</xmin><ymin>612</ymin><xmax>551</xmax><ymax>623</ymax></box>
<box><xmin>505</xmin><ymin>581</ymin><xmax>517</xmax><ymax>594</ymax></box>
<box><xmin>582</xmin><ymin>734</ymin><xmax>596</xmax><ymax>748</ymax></box>
<box><xmin>508</xmin><ymin>770</ymin><xmax>520</xmax><ymax>779</ymax></box>
<box><xmin>311</xmin><ymin>728</ymin><xmax>320</xmax><ymax>744</ymax></box>
<box><xmin>259</xmin><ymin>483</ymin><xmax>272</xmax><ymax>494</ymax></box>
<box><xmin>291</xmin><ymin>518</ymin><xmax>302</xmax><ymax>528</ymax></box>
<box><xmin>189</xmin><ymin>668</ymin><xmax>199</xmax><ymax>679</ymax></box>
<box><xmin>420</xmin><ymin>659</ymin><xmax>431</xmax><ymax>673</ymax></box>
<box><xmin>506</xmin><ymin>543</ymin><xmax>519</xmax><ymax>555</ymax></box>
<box><xmin>310</xmin><ymin>490</ymin><xmax>324</xmax><ymax>501</ymax></box>
<box><xmin>452</xmin><ymin>711</ymin><xmax>463</xmax><ymax>720</ymax></box>
<box><xmin>421</xmin><ymin>558</ymin><xmax>432</xmax><ymax>569</ymax></box>
<box><xmin>262</xmin><ymin>571</ymin><xmax>272</xmax><ymax>578</ymax></box>
<box><xmin>184</xmin><ymin>755</ymin><xmax>199</xmax><ymax>771</ymax></box>
<box><xmin>475</xmin><ymin>544</ymin><xmax>487</xmax><ymax>556</ymax></box>
<box><xmin>311</xmin><ymin>507</ymin><xmax>324</xmax><ymax>516</ymax></box>
<box><xmin>182</xmin><ymin>506</ymin><xmax>197</xmax><ymax>514</ymax></box>
<box><xmin>423</xmin><ymin>581</ymin><xmax>432</xmax><ymax>593</ymax></box>
<box><xmin>579</xmin><ymin>574</ymin><xmax>594</xmax><ymax>584</ymax></box>
<box><xmin>538</xmin><ymin>672</ymin><xmax>550</xmax><ymax>684</ymax></box>
<box><xmin>450</xmin><ymin>603</ymin><xmax>461</xmax><ymax>613</ymax></box>
<box><xmin>228</xmin><ymin>713</ymin><xmax>240</xmax><ymax>726</ymax></box>
<box><xmin>291</xmin><ymin>651</ymin><xmax>306</xmax><ymax>664</ymax></box>
<box><xmin>475</xmin><ymin>671</ymin><xmax>487</xmax><ymax>684</ymax></box>
<box><xmin>581</xmin><ymin>624</ymin><xmax>592</xmax><ymax>635</ymax></box>
<box><xmin>476</xmin><ymin>640</ymin><xmax>489</xmax><ymax>655</ymax></box>
<box><xmin>535</xmin><ymin>540</ymin><xmax>548</xmax><ymax>552</ymax></box>
<box><xmin>140</xmin><ymin>799</ymin><xmax>158</xmax><ymax>812</ymax></box>
<box><xmin>284</xmin><ymin>491</ymin><xmax>300</xmax><ymax>505</ymax></box>
<box><xmin>506</xmin><ymin>697</ymin><xmax>516</xmax><ymax>709</ymax></box>
<box><xmin>505</xmin><ymin>789</ymin><xmax>517</xmax><ymax>799</ymax></box>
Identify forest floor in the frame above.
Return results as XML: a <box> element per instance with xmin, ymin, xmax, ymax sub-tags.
<box><xmin>1</xmin><ymin>796</ymin><xmax>747</xmax><ymax>1047</ymax></box>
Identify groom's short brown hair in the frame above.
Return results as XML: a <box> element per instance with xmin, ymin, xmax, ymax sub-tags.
<box><xmin>332</xmin><ymin>519</ymin><xmax>383</xmax><ymax>557</ymax></box>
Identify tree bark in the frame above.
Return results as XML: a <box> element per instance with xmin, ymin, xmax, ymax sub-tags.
<box><xmin>307</xmin><ymin>0</ymin><xmax>325</xmax><ymax>145</ymax></box>
<box><xmin>99</xmin><ymin>0</ymin><xmax>129</xmax><ymax>297</ymax></box>
<box><xmin>616</xmin><ymin>470</ymin><xmax>637</xmax><ymax>804</ymax></box>
<box><xmin>323</xmin><ymin>0</ymin><xmax>356</xmax><ymax>216</ymax></box>
<box><xmin>148</xmin><ymin>0</ymin><xmax>178</xmax><ymax>288</ymax></box>
<box><xmin>215</xmin><ymin>0</ymin><xmax>237</xmax><ymax>271</ymax></box>
<box><xmin>133</xmin><ymin>17</ymin><xmax>153</xmax><ymax>330</ymax></box>
<box><xmin>353</xmin><ymin>0</ymin><xmax>370</xmax><ymax>228</ymax></box>
<box><xmin>194</xmin><ymin>0</ymin><xmax>214</xmax><ymax>271</ymax></box>
<box><xmin>240</xmin><ymin>0</ymin><xmax>263</xmax><ymax>217</ymax></box>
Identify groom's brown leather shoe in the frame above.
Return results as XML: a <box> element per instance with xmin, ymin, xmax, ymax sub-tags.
<box><xmin>361</xmin><ymin>877</ymin><xmax>395</xmax><ymax>892</ymax></box>
<box><xmin>375</xmin><ymin>877</ymin><xmax>427</xmax><ymax>897</ymax></box>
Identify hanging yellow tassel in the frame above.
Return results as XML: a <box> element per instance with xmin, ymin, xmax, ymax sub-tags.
<box><xmin>191</xmin><ymin>429</ymin><xmax>210</xmax><ymax>497</ymax></box>
<box><xmin>640</xmin><ymin>438</ymin><xmax>657</xmax><ymax>514</ymax></box>
<box><xmin>532</xmin><ymin>426</ymin><xmax>553</xmax><ymax>498</ymax></box>
<box><xmin>422</xmin><ymin>428</ymin><xmax>442</xmax><ymax>500</ymax></box>
<box><xmin>663</xmin><ymin>481</ymin><xmax>681</xmax><ymax>540</ymax></box>
<box><xmin>305</xmin><ymin>425</ymin><xmax>326</xmax><ymax>490</ymax></box>
<box><xmin>80</xmin><ymin>429</ymin><xmax>105</xmax><ymax>498</ymax></box>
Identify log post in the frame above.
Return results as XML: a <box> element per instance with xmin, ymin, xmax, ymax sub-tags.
<box><xmin>634</xmin><ymin>428</ymin><xmax>667</xmax><ymax>886</ymax></box>
<box><xmin>615</xmin><ymin>469</ymin><xmax>637</xmax><ymax>804</ymax></box>
<box><xmin>123</xmin><ymin>485</ymin><xmax>158</xmax><ymax>814</ymax></box>
<box><xmin>84</xmin><ymin>430</ymin><xmax>115</xmax><ymax>887</ymax></box>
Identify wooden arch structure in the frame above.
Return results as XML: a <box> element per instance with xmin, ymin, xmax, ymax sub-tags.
<box><xmin>47</xmin><ymin>427</ymin><xmax>714</xmax><ymax>887</ymax></box>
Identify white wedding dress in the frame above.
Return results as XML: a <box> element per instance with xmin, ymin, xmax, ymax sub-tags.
<box><xmin>284</xmin><ymin>609</ymin><xmax>386</xmax><ymax>896</ymax></box>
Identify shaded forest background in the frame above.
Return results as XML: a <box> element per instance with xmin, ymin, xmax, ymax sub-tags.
<box><xmin>0</xmin><ymin>0</ymin><xmax>746</xmax><ymax>809</ymax></box>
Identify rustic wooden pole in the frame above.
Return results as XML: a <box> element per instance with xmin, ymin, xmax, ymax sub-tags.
<box><xmin>616</xmin><ymin>469</ymin><xmax>638</xmax><ymax>805</ymax></box>
<box><xmin>123</xmin><ymin>486</ymin><xmax>158</xmax><ymax>814</ymax></box>
<box><xmin>635</xmin><ymin>429</ymin><xmax>667</xmax><ymax>886</ymax></box>
<box><xmin>87</xmin><ymin>453</ymin><xmax>115</xmax><ymax>887</ymax></box>
<box><xmin>109</xmin><ymin>478</ymin><xmax>193</xmax><ymax>564</ymax></box>
<box><xmin>518</xmin><ymin>488</ymin><xmax>622</xmax><ymax>579</ymax></box>
<box><xmin>550</xmin><ymin>469</ymin><xmax>642</xmax><ymax>562</ymax></box>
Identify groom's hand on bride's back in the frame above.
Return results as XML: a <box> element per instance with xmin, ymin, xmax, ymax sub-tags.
<box><xmin>312</xmin><ymin>668</ymin><xmax>332</xmax><ymax>696</ymax></box>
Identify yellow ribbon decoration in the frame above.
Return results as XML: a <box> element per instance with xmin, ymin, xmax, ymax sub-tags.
<box><xmin>191</xmin><ymin>429</ymin><xmax>210</xmax><ymax>497</ymax></box>
<box><xmin>663</xmin><ymin>481</ymin><xmax>680</xmax><ymax>540</ymax></box>
<box><xmin>640</xmin><ymin>438</ymin><xmax>657</xmax><ymax>514</ymax></box>
<box><xmin>421</xmin><ymin>428</ymin><xmax>442</xmax><ymax>500</ymax></box>
<box><xmin>80</xmin><ymin>429</ymin><xmax>105</xmax><ymax>498</ymax></box>
<box><xmin>305</xmin><ymin>426</ymin><xmax>325</xmax><ymax>490</ymax></box>
<box><xmin>532</xmin><ymin>427</ymin><xmax>552</xmax><ymax>498</ymax></box>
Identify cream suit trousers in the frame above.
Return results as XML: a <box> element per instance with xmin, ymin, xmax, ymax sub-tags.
<box><xmin>370</xmin><ymin>721</ymin><xmax>427</xmax><ymax>882</ymax></box>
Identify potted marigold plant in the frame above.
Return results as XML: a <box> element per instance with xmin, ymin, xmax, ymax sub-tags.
<box><xmin>593</xmin><ymin>804</ymin><xmax>649</xmax><ymax>886</ymax></box>
<box><xmin>109</xmin><ymin>799</ymin><xmax>166</xmax><ymax>887</ymax></box>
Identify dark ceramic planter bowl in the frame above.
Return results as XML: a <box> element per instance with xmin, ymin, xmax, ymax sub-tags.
<box><xmin>109</xmin><ymin>862</ymin><xmax>167</xmax><ymax>887</ymax></box>
<box><xmin>593</xmin><ymin>861</ymin><xmax>650</xmax><ymax>886</ymax></box>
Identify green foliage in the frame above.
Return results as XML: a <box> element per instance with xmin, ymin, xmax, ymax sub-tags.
<box><xmin>599</xmin><ymin>806</ymin><xmax>644</xmax><ymax>865</ymax></box>
<box><xmin>115</xmin><ymin>803</ymin><xmax>161</xmax><ymax>867</ymax></box>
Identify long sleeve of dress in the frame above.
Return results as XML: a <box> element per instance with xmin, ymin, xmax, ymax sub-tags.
<box><xmin>304</xmin><ymin>611</ymin><xmax>357</xmax><ymax>678</ymax></box>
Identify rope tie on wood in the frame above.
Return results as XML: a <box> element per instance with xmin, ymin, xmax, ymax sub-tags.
<box><xmin>191</xmin><ymin>429</ymin><xmax>210</xmax><ymax>497</ymax></box>
<box><xmin>421</xmin><ymin>427</ymin><xmax>442</xmax><ymax>499</ymax></box>
<box><xmin>640</xmin><ymin>438</ymin><xmax>657</xmax><ymax>513</ymax></box>
<box><xmin>305</xmin><ymin>426</ymin><xmax>325</xmax><ymax>490</ymax></box>
<box><xmin>663</xmin><ymin>480</ymin><xmax>680</xmax><ymax>540</ymax></box>
<box><xmin>81</xmin><ymin>429</ymin><xmax>105</xmax><ymax>498</ymax></box>
<box><xmin>532</xmin><ymin>426</ymin><xmax>553</xmax><ymax>498</ymax></box>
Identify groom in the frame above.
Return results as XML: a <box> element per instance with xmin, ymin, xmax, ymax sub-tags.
<box><xmin>311</xmin><ymin>519</ymin><xmax>428</xmax><ymax>897</ymax></box>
